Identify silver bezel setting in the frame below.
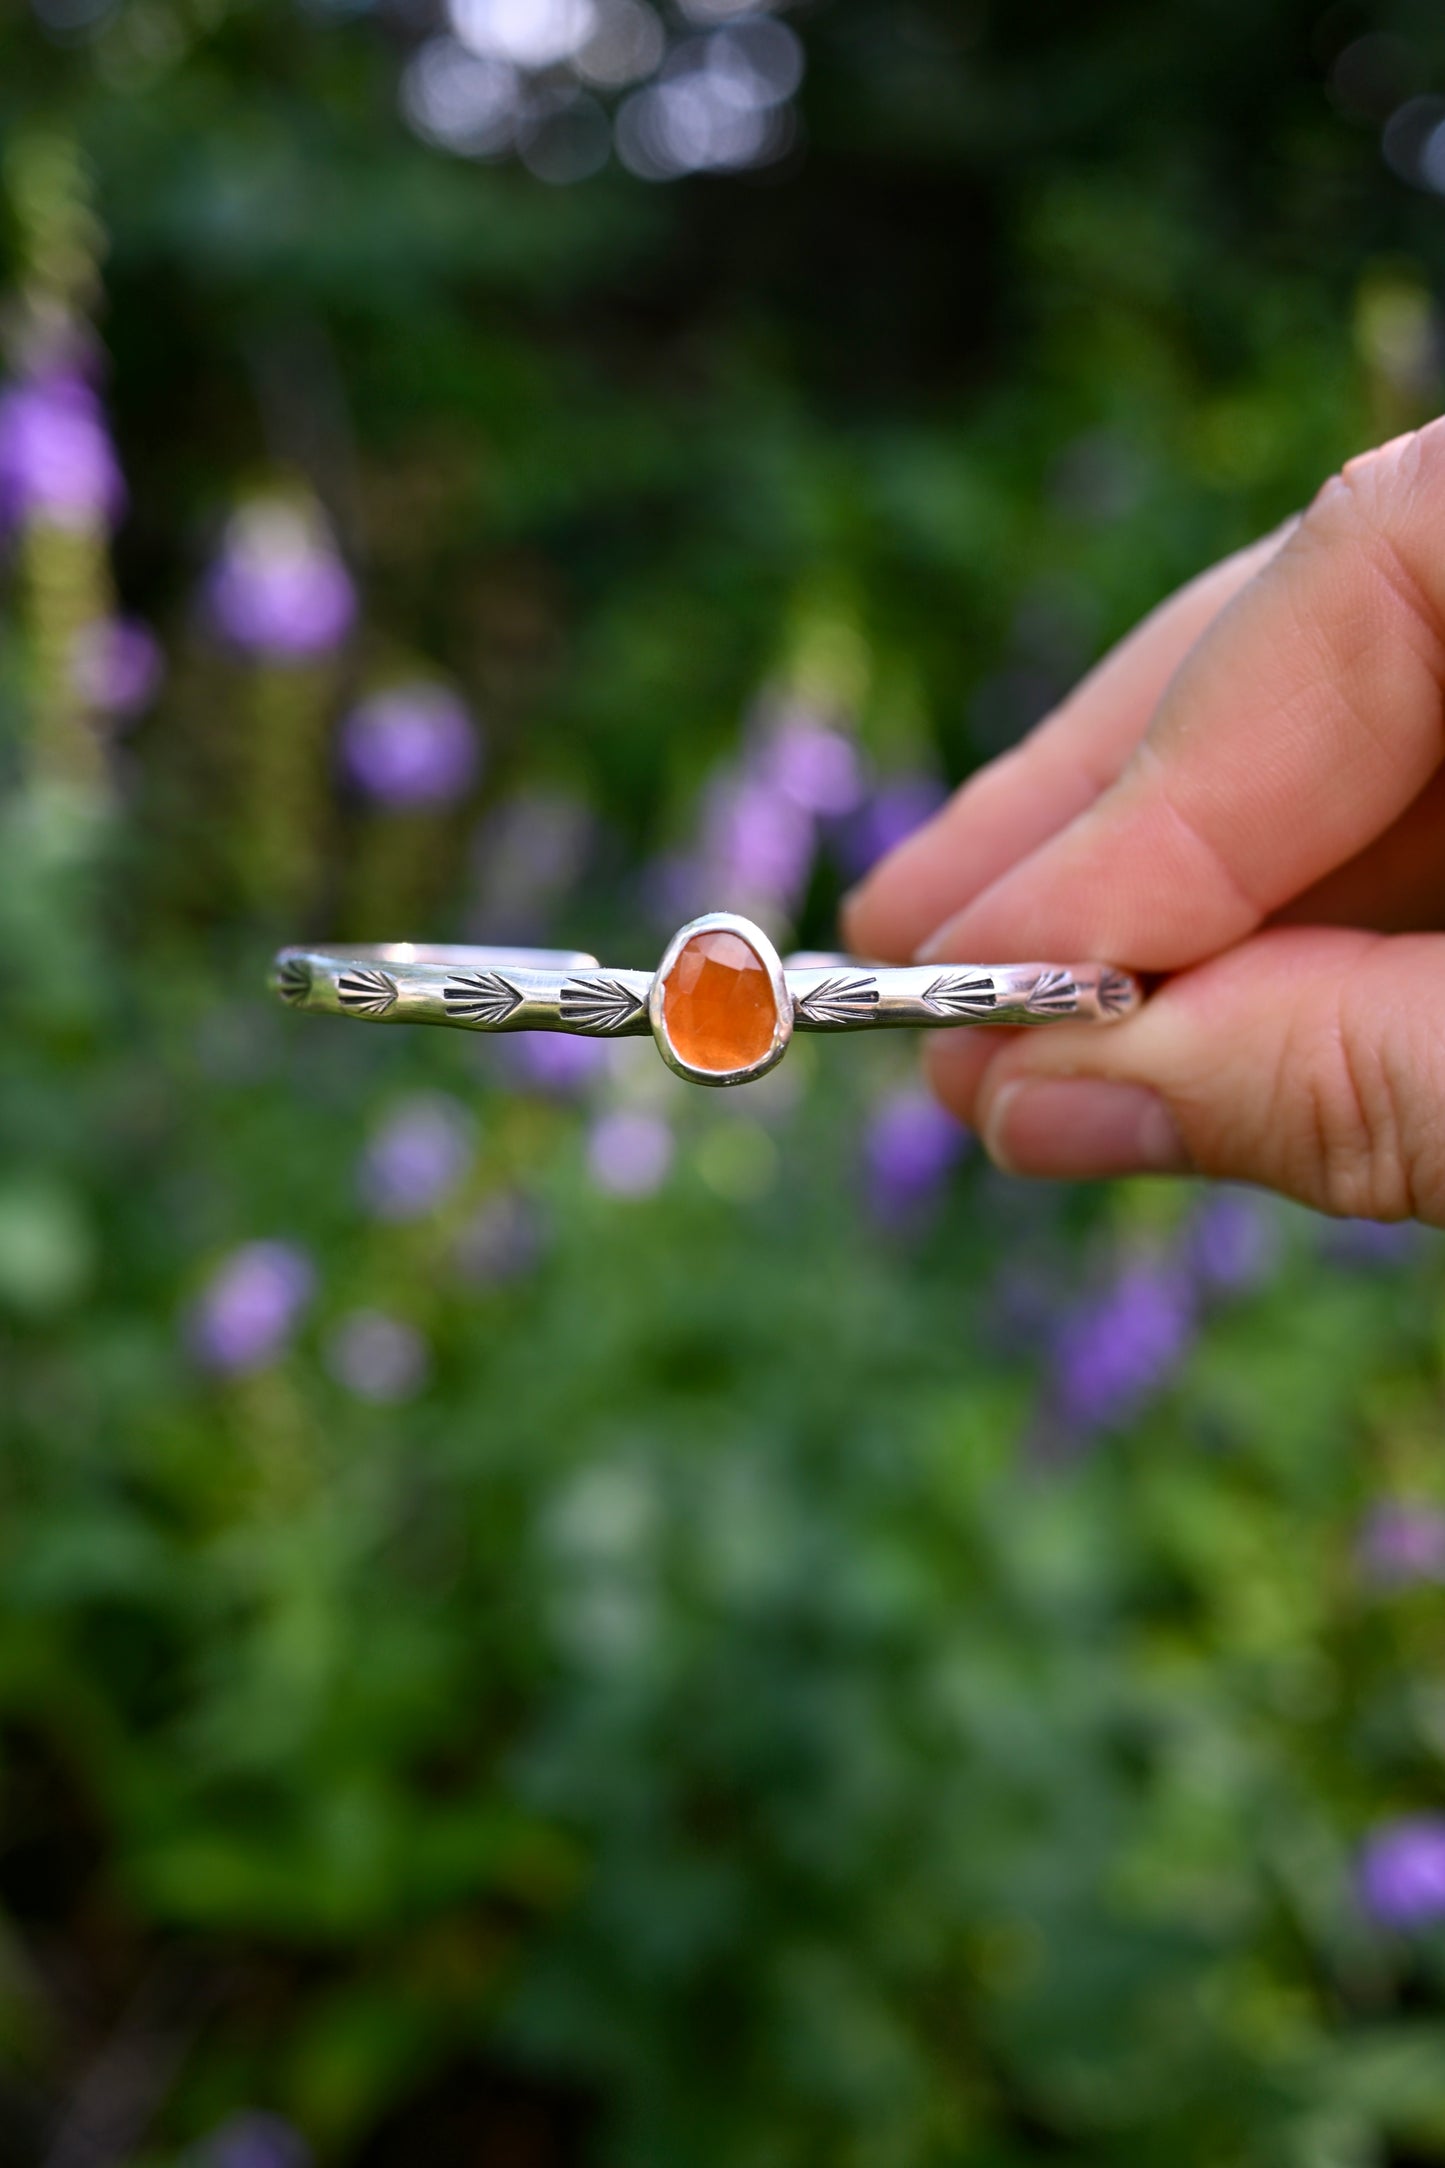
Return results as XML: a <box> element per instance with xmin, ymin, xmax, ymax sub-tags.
<box><xmin>648</xmin><ymin>912</ymin><xmax>793</xmax><ymax>1088</ymax></box>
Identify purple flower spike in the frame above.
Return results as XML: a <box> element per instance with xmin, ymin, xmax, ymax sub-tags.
<box><xmin>1323</xmin><ymin>1218</ymin><xmax>1427</xmax><ymax>1269</ymax></box>
<box><xmin>341</xmin><ymin>683</ymin><xmax>481</xmax><ymax>810</ymax></box>
<box><xmin>586</xmin><ymin>1108</ymin><xmax>673</xmax><ymax>1198</ymax></box>
<box><xmin>70</xmin><ymin>615</ymin><xmax>164</xmax><ymax>722</ymax></box>
<box><xmin>190</xmin><ymin>1241</ymin><xmax>315</xmax><ymax>1376</ymax></box>
<box><xmin>203</xmin><ymin>2110</ymin><xmax>313</xmax><ymax>2168</ymax></box>
<box><xmin>325</xmin><ymin>1310</ymin><xmax>429</xmax><ymax>1403</ymax></box>
<box><xmin>1186</xmin><ymin>1188</ymin><xmax>1283</xmax><ymax>1296</ymax></box>
<box><xmin>838</xmin><ymin>775</ymin><xmax>947</xmax><ymax>880</ymax></box>
<box><xmin>202</xmin><ymin>500</ymin><xmax>356</xmax><ymax>659</ymax></box>
<box><xmin>864</xmin><ymin>1087</ymin><xmax>970</xmax><ymax>1225</ymax></box>
<box><xmin>453</xmin><ymin>1188</ymin><xmax>546</xmax><ymax>1283</ymax></box>
<box><xmin>1358</xmin><ymin>1816</ymin><xmax>1445</xmax><ymax>1929</ymax></box>
<box><xmin>644</xmin><ymin>848</ymin><xmax>708</xmax><ymax>928</ymax></box>
<box><xmin>506</xmin><ymin>1028</ymin><xmax>612</xmax><ymax>1096</ymax></box>
<box><xmin>0</xmin><ymin>370</ymin><xmax>125</xmax><ymax>533</ymax></box>
<box><xmin>764</xmin><ymin>719</ymin><xmax>865</xmax><ymax>817</ymax></box>
<box><xmin>1357</xmin><ymin>1502</ymin><xmax>1445</xmax><ymax>1590</ymax></box>
<box><xmin>468</xmin><ymin>788</ymin><xmax>595</xmax><ymax>938</ymax></box>
<box><xmin>702</xmin><ymin>773</ymin><xmax>815</xmax><ymax>912</ymax></box>
<box><xmin>1049</xmin><ymin>1259</ymin><xmax>1196</xmax><ymax>1438</ymax></box>
<box><xmin>360</xmin><ymin>1093</ymin><xmax>474</xmax><ymax>1221</ymax></box>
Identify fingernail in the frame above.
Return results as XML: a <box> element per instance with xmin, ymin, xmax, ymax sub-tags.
<box><xmin>984</xmin><ymin>1078</ymin><xmax>1189</xmax><ymax>1179</ymax></box>
<box><xmin>913</xmin><ymin>918</ymin><xmax>957</xmax><ymax>965</ymax></box>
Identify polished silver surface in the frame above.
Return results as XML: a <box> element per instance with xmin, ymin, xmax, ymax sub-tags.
<box><xmin>781</xmin><ymin>954</ymin><xmax>1140</xmax><ymax>1030</ymax></box>
<box><xmin>272</xmin><ymin>921</ymin><xmax>1143</xmax><ymax>1087</ymax></box>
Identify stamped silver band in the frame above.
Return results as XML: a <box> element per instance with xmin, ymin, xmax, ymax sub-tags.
<box><xmin>272</xmin><ymin>915</ymin><xmax>1142</xmax><ymax>1088</ymax></box>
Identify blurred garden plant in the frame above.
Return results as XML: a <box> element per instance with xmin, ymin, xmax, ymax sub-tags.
<box><xmin>2</xmin><ymin>2</ymin><xmax>1445</xmax><ymax>2165</ymax></box>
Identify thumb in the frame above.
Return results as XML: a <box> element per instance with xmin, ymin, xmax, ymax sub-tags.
<box><xmin>931</xmin><ymin>927</ymin><xmax>1445</xmax><ymax>1225</ymax></box>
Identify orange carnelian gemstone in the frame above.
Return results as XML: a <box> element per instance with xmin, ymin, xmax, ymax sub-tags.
<box><xmin>662</xmin><ymin>930</ymin><xmax>778</xmax><ymax>1074</ymax></box>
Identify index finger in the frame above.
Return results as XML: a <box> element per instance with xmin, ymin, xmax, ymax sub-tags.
<box><xmin>843</xmin><ymin>527</ymin><xmax>1289</xmax><ymax>962</ymax></box>
<box><xmin>917</xmin><ymin>424</ymin><xmax>1445</xmax><ymax>972</ymax></box>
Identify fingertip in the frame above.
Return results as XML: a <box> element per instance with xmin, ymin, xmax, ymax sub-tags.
<box><xmin>922</xmin><ymin>1027</ymin><xmax>1018</xmax><ymax>1126</ymax></box>
<box><xmin>838</xmin><ymin>877</ymin><xmax>880</xmax><ymax>960</ymax></box>
<box><xmin>913</xmin><ymin>908</ymin><xmax>966</xmax><ymax>965</ymax></box>
<box><xmin>981</xmin><ymin>1077</ymin><xmax>1190</xmax><ymax>1180</ymax></box>
<box><xmin>839</xmin><ymin>823</ymin><xmax>948</xmax><ymax>962</ymax></box>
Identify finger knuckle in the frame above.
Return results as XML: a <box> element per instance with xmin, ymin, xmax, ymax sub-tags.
<box><xmin>1290</xmin><ymin>966</ymin><xmax>1441</xmax><ymax>1222</ymax></box>
<box><xmin>1322</xmin><ymin>418</ymin><xmax>1445</xmax><ymax>527</ymax></box>
<box><xmin>1279</xmin><ymin>430</ymin><xmax>1445</xmax><ymax>737</ymax></box>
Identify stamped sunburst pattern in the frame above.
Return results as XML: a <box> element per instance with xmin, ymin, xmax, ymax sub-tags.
<box><xmin>1097</xmin><ymin>968</ymin><xmax>1137</xmax><ymax>1018</ymax></box>
<box><xmin>923</xmin><ymin>972</ymin><xmax>998</xmax><ymax>1021</ymax></box>
<box><xmin>796</xmin><ymin>974</ymin><xmax>881</xmax><ymax>1026</ymax></box>
<box><xmin>275</xmin><ymin>955</ymin><xmax>311</xmax><ymax>1005</ymax></box>
<box><xmin>560</xmin><ymin>976</ymin><xmax>646</xmax><ymax>1034</ymax></box>
<box><xmin>1022</xmin><ymin>967</ymin><xmax>1079</xmax><ymax>1019</ymax></box>
<box><xmin>336</xmin><ymin>967</ymin><xmax>399</xmax><ymax>1019</ymax></box>
<box><xmin>444</xmin><ymin>972</ymin><xmax>523</xmax><ymax>1026</ymax></box>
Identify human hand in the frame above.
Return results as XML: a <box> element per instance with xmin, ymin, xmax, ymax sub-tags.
<box><xmin>843</xmin><ymin>424</ymin><xmax>1445</xmax><ymax>1225</ymax></box>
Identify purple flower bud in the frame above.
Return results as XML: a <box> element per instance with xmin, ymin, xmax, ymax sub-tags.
<box><xmin>359</xmin><ymin>1093</ymin><xmax>473</xmax><ymax>1220</ymax></box>
<box><xmin>324</xmin><ymin>1309</ymin><xmax>429</xmax><ymax>1402</ymax></box>
<box><xmin>838</xmin><ymin>775</ymin><xmax>947</xmax><ymax>880</ymax></box>
<box><xmin>701</xmin><ymin>772</ymin><xmax>815</xmax><ymax>912</ymax></box>
<box><xmin>643</xmin><ymin>847</ymin><xmax>708</xmax><ymax>927</ymax></box>
<box><xmin>1322</xmin><ymin>1218</ymin><xmax>1428</xmax><ymax>1268</ymax></box>
<box><xmin>1049</xmin><ymin>1259</ymin><xmax>1196</xmax><ymax>1437</ymax></box>
<box><xmin>863</xmin><ymin>1087</ymin><xmax>970</xmax><ymax>1224</ymax></box>
<box><xmin>202</xmin><ymin>501</ymin><xmax>356</xmax><ymax>659</ymax></box>
<box><xmin>70</xmin><ymin>615</ymin><xmax>164</xmax><ymax>721</ymax></box>
<box><xmin>987</xmin><ymin>1255</ymin><xmax>1068</xmax><ymax>1356</ymax></box>
<box><xmin>505</xmin><ymin>1028</ymin><xmax>612</xmax><ymax>1095</ymax></box>
<box><xmin>190</xmin><ymin>1241</ymin><xmax>315</xmax><ymax>1375</ymax></box>
<box><xmin>453</xmin><ymin>1188</ymin><xmax>546</xmax><ymax>1282</ymax></box>
<box><xmin>762</xmin><ymin>719</ymin><xmax>865</xmax><ymax>817</ymax></box>
<box><xmin>467</xmin><ymin>789</ymin><xmax>595</xmax><ymax>938</ymax></box>
<box><xmin>0</xmin><ymin>370</ymin><xmax>125</xmax><ymax>533</ymax></box>
<box><xmin>1356</xmin><ymin>1502</ymin><xmax>1445</xmax><ymax>1590</ymax></box>
<box><xmin>1358</xmin><ymin>1815</ymin><xmax>1445</xmax><ymax>1929</ymax></box>
<box><xmin>1186</xmin><ymin>1188</ymin><xmax>1283</xmax><ymax>1296</ymax></box>
<box><xmin>586</xmin><ymin>1108</ymin><xmax>673</xmax><ymax>1197</ymax></box>
<box><xmin>202</xmin><ymin>2111</ymin><xmax>312</xmax><ymax>2168</ymax></box>
<box><xmin>340</xmin><ymin>683</ymin><xmax>481</xmax><ymax>809</ymax></box>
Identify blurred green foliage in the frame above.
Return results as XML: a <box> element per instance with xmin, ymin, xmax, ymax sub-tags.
<box><xmin>3</xmin><ymin>2</ymin><xmax>1445</xmax><ymax>2163</ymax></box>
